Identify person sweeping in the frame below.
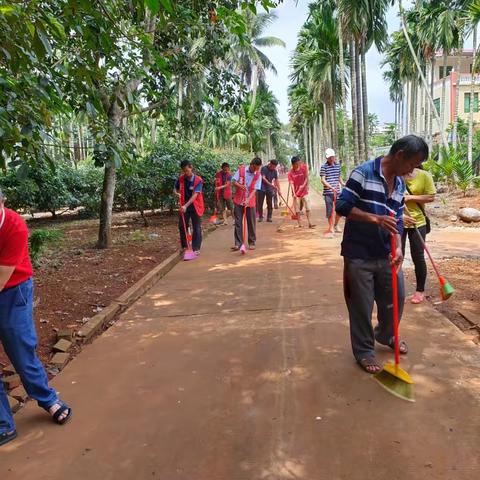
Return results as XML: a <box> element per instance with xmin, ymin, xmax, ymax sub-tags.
<box><xmin>336</xmin><ymin>135</ymin><xmax>429</xmax><ymax>375</ymax></box>
<box><xmin>288</xmin><ymin>156</ymin><xmax>315</xmax><ymax>229</ymax></box>
<box><xmin>231</xmin><ymin>158</ymin><xmax>262</xmax><ymax>251</ymax></box>
<box><xmin>402</xmin><ymin>166</ymin><xmax>436</xmax><ymax>304</ymax></box>
<box><xmin>214</xmin><ymin>162</ymin><xmax>234</xmax><ymax>226</ymax></box>
<box><xmin>320</xmin><ymin>148</ymin><xmax>344</xmax><ymax>236</ymax></box>
<box><xmin>174</xmin><ymin>160</ymin><xmax>205</xmax><ymax>256</ymax></box>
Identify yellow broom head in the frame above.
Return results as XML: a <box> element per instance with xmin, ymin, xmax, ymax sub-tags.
<box><xmin>374</xmin><ymin>363</ymin><xmax>415</xmax><ymax>403</ymax></box>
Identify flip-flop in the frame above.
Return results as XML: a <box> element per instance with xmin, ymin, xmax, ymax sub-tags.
<box><xmin>358</xmin><ymin>357</ymin><xmax>382</xmax><ymax>374</ymax></box>
<box><xmin>45</xmin><ymin>401</ymin><xmax>72</xmax><ymax>425</ymax></box>
<box><xmin>0</xmin><ymin>430</ymin><xmax>17</xmax><ymax>447</ymax></box>
<box><xmin>230</xmin><ymin>246</ymin><xmax>240</xmax><ymax>251</ymax></box>
<box><xmin>388</xmin><ymin>339</ymin><xmax>409</xmax><ymax>355</ymax></box>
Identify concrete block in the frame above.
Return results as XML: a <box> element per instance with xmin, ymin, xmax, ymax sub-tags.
<box><xmin>53</xmin><ymin>339</ymin><xmax>72</xmax><ymax>353</ymax></box>
<box><xmin>49</xmin><ymin>353</ymin><xmax>69</xmax><ymax>369</ymax></box>
<box><xmin>57</xmin><ymin>329</ymin><xmax>73</xmax><ymax>342</ymax></box>
<box><xmin>9</xmin><ymin>385</ymin><xmax>29</xmax><ymax>402</ymax></box>
<box><xmin>2</xmin><ymin>374</ymin><xmax>21</xmax><ymax>390</ymax></box>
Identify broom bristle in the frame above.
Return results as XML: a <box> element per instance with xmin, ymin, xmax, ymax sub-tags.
<box><xmin>373</xmin><ymin>370</ymin><xmax>415</xmax><ymax>402</ymax></box>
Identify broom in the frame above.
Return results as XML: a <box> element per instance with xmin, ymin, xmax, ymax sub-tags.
<box><xmin>180</xmin><ymin>210</ymin><xmax>197</xmax><ymax>261</ymax></box>
<box><xmin>276</xmin><ymin>190</ymin><xmax>298</xmax><ymax>221</ymax></box>
<box><xmin>281</xmin><ymin>183</ymin><xmax>291</xmax><ymax>217</ymax></box>
<box><xmin>374</xmin><ymin>223</ymin><xmax>415</xmax><ymax>402</ymax></box>
<box><xmin>404</xmin><ymin>206</ymin><xmax>454</xmax><ymax>300</ymax></box>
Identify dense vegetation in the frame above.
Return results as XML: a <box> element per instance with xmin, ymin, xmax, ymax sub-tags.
<box><xmin>0</xmin><ymin>0</ymin><xmax>286</xmax><ymax>248</ymax></box>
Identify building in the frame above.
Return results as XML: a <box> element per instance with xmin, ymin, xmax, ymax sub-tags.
<box><xmin>405</xmin><ymin>50</ymin><xmax>480</xmax><ymax>142</ymax></box>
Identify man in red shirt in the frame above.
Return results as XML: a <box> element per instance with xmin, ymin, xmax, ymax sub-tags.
<box><xmin>0</xmin><ymin>191</ymin><xmax>72</xmax><ymax>447</ymax></box>
<box><xmin>288</xmin><ymin>156</ymin><xmax>315</xmax><ymax>229</ymax></box>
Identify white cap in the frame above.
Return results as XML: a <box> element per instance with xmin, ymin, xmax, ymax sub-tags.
<box><xmin>325</xmin><ymin>148</ymin><xmax>335</xmax><ymax>159</ymax></box>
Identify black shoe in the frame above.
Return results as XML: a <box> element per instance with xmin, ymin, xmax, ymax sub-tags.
<box><xmin>266</xmin><ymin>218</ymin><xmax>273</xmax><ymax>223</ymax></box>
<box><xmin>258</xmin><ymin>217</ymin><xmax>263</xmax><ymax>222</ymax></box>
<box><xmin>0</xmin><ymin>430</ymin><xmax>17</xmax><ymax>447</ymax></box>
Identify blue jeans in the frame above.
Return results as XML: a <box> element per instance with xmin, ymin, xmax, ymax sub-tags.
<box><xmin>0</xmin><ymin>278</ymin><xmax>58</xmax><ymax>434</ymax></box>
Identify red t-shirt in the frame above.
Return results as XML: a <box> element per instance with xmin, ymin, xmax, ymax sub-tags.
<box><xmin>0</xmin><ymin>208</ymin><xmax>33</xmax><ymax>289</ymax></box>
<box><xmin>288</xmin><ymin>163</ymin><xmax>309</xmax><ymax>197</ymax></box>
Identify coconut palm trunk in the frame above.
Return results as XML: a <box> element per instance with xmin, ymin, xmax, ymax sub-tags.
<box><xmin>440</xmin><ymin>51</ymin><xmax>448</xmax><ymax>145</ymax></box>
<box><xmin>360</xmin><ymin>37</ymin><xmax>369</xmax><ymax>158</ymax></box>
<box><xmin>354</xmin><ymin>40</ymin><xmax>365</xmax><ymax>161</ymax></box>
<box><xmin>452</xmin><ymin>46</ymin><xmax>463</xmax><ymax>148</ymax></box>
<box><xmin>349</xmin><ymin>40</ymin><xmax>359</xmax><ymax>165</ymax></box>
<box><xmin>338</xmin><ymin>19</ymin><xmax>351</xmax><ymax>172</ymax></box>
<box><xmin>468</xmin><ymin>27</ymin><xmax>477</xmax><ymax>165</ymax></box>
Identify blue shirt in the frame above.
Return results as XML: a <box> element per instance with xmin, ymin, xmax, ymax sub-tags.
<box><xmin>260</xmin><ymin>165</ymin><xmax>278</xmax><ymax>192</ymax></box>
<box><xmin>336</xmin><ymin>157</ymin><xmax>405</xmax><ymax>259</ymax></box>
<box><xmin>320</xmin><ymin>162</ymin><xmax>341</xmax><ymax>196</ymax></box>
<box><xmin>233</xmin><ymin>167</ymin><xmax>262</xmax><ymax>191</ymax></box>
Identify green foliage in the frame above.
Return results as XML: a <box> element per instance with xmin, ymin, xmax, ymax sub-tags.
<box><xmin>28</xmin><ymin>229</ymin><xmax>64</xmax><ymax>267</ymax></box>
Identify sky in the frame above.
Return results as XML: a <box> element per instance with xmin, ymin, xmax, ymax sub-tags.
<box><xmin>261</xmin><ymin>1</ymin><xmax>403</xmax><ymax>125</ymax></box>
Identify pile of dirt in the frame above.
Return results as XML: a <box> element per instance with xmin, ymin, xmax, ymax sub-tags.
<box><xmin>429</xmin><ymin>191</ymin><xmax>480</xmax><ymax>228</ymax></box>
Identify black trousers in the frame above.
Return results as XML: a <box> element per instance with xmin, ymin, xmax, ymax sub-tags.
<box><xmin>401</xmin><ymin>226</ymin><xmax>427</xmax><ymax>292</ymax></box>
<box><xmin>256</xmin><ymin>190</ymin><xmax>274</xmax><ymax>220</ymax></box>
<box><xmin>179</xmin><ymin>208</ymin><xmax>202</xmax><ymax>251</ymax></box>
<box><xmin>234</xmin><ymin>204</ymin><xmax>256</xmax><ymax>246</ymax></box>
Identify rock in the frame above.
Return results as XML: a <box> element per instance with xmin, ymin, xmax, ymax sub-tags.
<box><xmin>449</xmin><ymin>215</ymin><xmax>458</xmax><ymax>222</ymax></box>
<box><xmin>458</xmin><ymin>207</ymin><xmax>480</xmax><ymax>223</ymax></box>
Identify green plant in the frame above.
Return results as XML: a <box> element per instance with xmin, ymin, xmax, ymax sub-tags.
<box><xmin>28</xmin><ymin>229</ymin><xmax>64</xmax><ymax>267</ymax></box>
<box><xmin>454</xmin><ymin>157</ymin><xmax>477</xmax><ymax>196</ymax></box>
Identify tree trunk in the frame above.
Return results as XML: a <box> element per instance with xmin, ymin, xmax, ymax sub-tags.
<box><xmin>429</xmin><ymin>57</ymin><xmax>435</xmax><ymax>150</ymax></box>
<box><xmin>360</xmin><ymin>37</ymin><xmax>369</xmax><ymax>158</ymax></box>
<box><xmin>318</xmin><ymin>114</ymin><xmax>324</xmax><ymax>175</ymax></box>
<box><xmin>440</xmin><ymin>51</ymin><xmax>448</xmax><ymax>145</ymax></box>
<box><xmin>97</xmin><ymin>105</ymin><xmax>122</xmax><ymax>249</ymax></box>
<box><xmin>309</xmin><ymin>122</ymin><xmax>314</xmax><ymax>172</ymax></box>
<box><xmin>303</xmin><ymin>120</ymin><xmax>309</xmax><ymax>166</ymax></box>
<box><xmin>176</xmin><ymin>77</ymin><xmax>184</xmax><ymax>134</ymax></box>
<box><xmin>410</xmin><ymin>79</ymin><xmax>417</xmax><ymax>133</ymax></box>
<box><xmin>338</xmin><ymin>20</ymin><xmax>350</xmax><ymax>173</ymax></box>
<box><xmin>355</xmin><ymin>39</ymin><xmax>365</xmax><ymax>161</ymax></box>
<box><xmin>251</xmin><ymin>64</ymin><xmax>259</xmax><ymax>109</ymax></box>
<box><xmin>350</xmin><ymin>40</ymin><xmax>360</xmax><ymax>165</ymax></box>
<box><xmin>452</xmin><ymin>47</ymin><xmax>462</xmax><ymax>148</ymax></box>
<box><xmin>468</xmin><ymin>27</ymin><xmax>477</xmax><ymax>165</ymax></box>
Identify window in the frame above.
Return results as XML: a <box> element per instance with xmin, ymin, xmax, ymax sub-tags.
<box><xmin>464</xmin><ymin>93</ymin><xmax>479</xmax><ymax>113</ymax></box>
<box><xmin>439</xmin><ymin>66</ymin><xmax>453</xmax><ymax>79</ymax></box>
<box><xmin>433</xmin><ymin>98</ymin><xmax>441</xmax><ymax>114</ymax></box>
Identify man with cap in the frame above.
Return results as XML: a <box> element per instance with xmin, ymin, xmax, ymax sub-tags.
<box><xmin>320</xmin><ymin>148</ymin><xmax>344</xmax><ymax>236</ymax></box>
<box><xmin>0</xmin><ymin>190</ymin><xmax>72</xmax><ymax>447</ymax></box>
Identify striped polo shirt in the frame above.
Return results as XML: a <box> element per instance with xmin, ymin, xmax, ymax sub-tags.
<box><xmin>320</xmin><ymin>161</ymin><xmax>341</xmax><ymax>196</ymax></box>
<box><xmin>336</xmin><ymin>157</ymin><xmax>405</xmax><ymax>259</ymax></box>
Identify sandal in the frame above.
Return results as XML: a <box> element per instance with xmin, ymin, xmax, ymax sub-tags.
<box><xmin>0</xmin><ymin>430</ymin><xmax>17</xmax><ymax>447</ymax></box>
<box><xmin>358</xmin><ymin>357</ymin><xmax>382</xmax><ymax>374</ymax></box>
<box><xmin>45</xmin><ymin>401</ymin><xmax>73</xmax><ymax>425</ymax></box>
<box><xmin>411</xmin><ymin>292</ymin><xmax>424</xmax><ymax>304</ymax></box>
<box><xmin>230</xmin><ymin>246</ymin><xmax>240</xmax><ymax>251</ymax></box>
<box><xmin>388</xmin><ymin>339</ymin><xmax>408</xmax><ymax>355</ymax></box>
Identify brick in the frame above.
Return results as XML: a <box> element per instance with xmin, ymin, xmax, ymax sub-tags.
<box><xmin>2</xmin><ymin>364</ymin><xmax>16</xmax><ymax>376</ymax></box>
<box><xmin>8</xmin><ymin>395</ymin><xmax>22</xmax><ymax>413</ymax></box>
<box><xmin>9</xmin><ymin>385</ymin><xmax>29</xmax><ymax>402</ymax></box>
<box><xmin>49</xmin><ymin>352</ymin><xmax>69</xmax><ymax>369</ymax></box>
<box><xmin>57</xmin><ymin>329</ymin><xmax>73</xmax><ymax>342</ymax></box>
<box><xmin>53</xmin><ymin>339</ymin><xmax>72</xmax><ymax>353</ymax></box>
<box><xmin>2</xmin><ymin>374</ymin><xmax>21</xmax><ymax>390</ymax></box>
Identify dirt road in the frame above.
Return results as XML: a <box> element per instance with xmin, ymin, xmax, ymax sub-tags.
<box><xmin>2</xmin><ymin>188</ymin><xmax>479</xmax><ymax>479</ymax></box>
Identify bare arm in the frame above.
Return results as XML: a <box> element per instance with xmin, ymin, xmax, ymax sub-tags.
<box><xmin>0</xmin><ymin>265</ymin><xmax>15</xmax><ymax>292</ymax></box>
<box><xmin>181</xmin><ymin>192</ymin><xmax>198</xmax><ymax>211</ymax></box>
<box><xmin>320</xmin><ymin>175</ymin><xmax>333</xmax><ymax>190</ymax></box>
<box><xmin>405</xmin><ymin>194</ymin><xmax>435</xmax><ymax>204</ymax></box>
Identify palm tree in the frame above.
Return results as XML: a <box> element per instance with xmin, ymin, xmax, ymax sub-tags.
<box><xmin>227</xmin><ymin>11</ymin><xmax>285</xmax><ymax>108</ymax></box>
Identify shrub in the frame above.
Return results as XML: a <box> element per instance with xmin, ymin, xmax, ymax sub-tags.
<box><xmin>29</xmin><ymin>229</ymin><xmax>64</xmax><ymax>267</ymax></box>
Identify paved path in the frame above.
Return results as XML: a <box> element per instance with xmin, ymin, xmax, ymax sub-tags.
<box><xmin>2</xmin><ymin>188</ymin><xmax>480</xmax><ymax>480</ymax></box>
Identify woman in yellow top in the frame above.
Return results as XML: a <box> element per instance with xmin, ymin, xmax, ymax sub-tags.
<box><xmin>402</xmin><ymin>167</ymin><xmax>436</xmax><ymax>304</ymax></box>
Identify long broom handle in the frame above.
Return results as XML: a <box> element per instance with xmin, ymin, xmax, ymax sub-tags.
<box><xmin>180</xmin><ymin>209</ymin><xmax>192</xmax><ymax>250</ymax></box>
<box><xmin>404</xmin><ymin>205</ymin><xmax>442</xmax><ymax>279</ymax></box>
<box><xmin>390</xmin><ymin>214</ymin><xmax>400</xmax><ymax>366</ymax></box>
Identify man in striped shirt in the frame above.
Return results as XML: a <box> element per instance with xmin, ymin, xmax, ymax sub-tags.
<box><xmin>320</xmin><ymin>148</ymin><xmax>344</xmax><ymax>235</ymax></box>
<box><xmin>335</xmin><ymin>135</ymin><xmax>429</xmax><ymax>374</ymax></box>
